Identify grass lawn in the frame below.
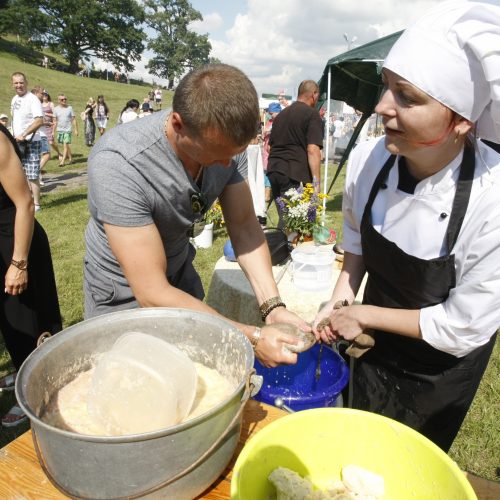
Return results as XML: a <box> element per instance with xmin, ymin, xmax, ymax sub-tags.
<box><xmin>0</xmin><ymin>40</ymin><xmax>498</xmax><ymax>485</ymax></box>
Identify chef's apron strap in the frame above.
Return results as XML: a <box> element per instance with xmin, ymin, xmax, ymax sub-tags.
<box><xmin>362</xmin><ymin>155</ymin><xmax>396</xmax><ymax>221</ymax></box>
<box><xmin>445</xmin><ymin>144</ymin><xmax>475</xmax><ymax>253</ymax></box>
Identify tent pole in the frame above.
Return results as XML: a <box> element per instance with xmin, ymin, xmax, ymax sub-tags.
<box><xmin>321</xmin><ymin>67</ymin><xmax>332</xmax><ymax>225</ymax></box>
<box><xmin>327</xmin><ymin>112</ymin><xmax>370</xmax><ymax>195</ymax></box>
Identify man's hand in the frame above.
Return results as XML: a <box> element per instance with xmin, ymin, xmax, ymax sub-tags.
<box><xmin>254</xmin><ymin>325</ymin><xmax>298</xmax><ymax>368</ymax></box>
<box><xmin>265</xmin><ymin>306</ymin><xmax>311</xmax><ymax>333</ymax></box>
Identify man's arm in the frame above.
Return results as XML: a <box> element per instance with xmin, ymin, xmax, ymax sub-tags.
<box><xmin>15</xmin><ymin>117</ymin><xmax>43</xmax><ymax>142</ymax></box>
<box><xmin>105</xmin><ymin>222</ymin><xmax>214</xmax><ymax>313</ymax></box>
<box><xmin>307</xmin><ymin>143</ymin><xmax>321</xmax><ymax>190</ymax></box>
<box><xmin>220</xmin><ymin>180</ymin><xmax>310</xmax><ymax>330</ymax></box>
<box><xmin>104</xmin><ymin>221</ymin><xmax>301</xmax><ymax>367</ymax></box>
<box><xmin>220</xmin><ymin>181</ymin><xmax>278</xmax><ymax>306</ymax></box>
<box><xmin>313</xmin><ymin>252</ymin><xmax>421</xmax><ymax>343</ymax></box>
<box><xmin>72</xmin><ymin>115</ymin><xmax>78</xmax><ymax>136</ymax></box>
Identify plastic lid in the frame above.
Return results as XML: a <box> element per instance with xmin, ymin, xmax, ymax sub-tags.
<box><xmin>291</xmin><ymin>246</ymin><xmax>335</xmax><ymax>265</ymax></box>
<box><xmin>88</xmin><ymin>332</ymin><xmax>197</xmax><ymax>434</ymax></box>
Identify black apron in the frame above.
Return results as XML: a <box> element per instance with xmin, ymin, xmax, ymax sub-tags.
<box><xmin>353</xmin><ymin>146</ymin><xmax>496</xmax><ymax>451</ymax></box>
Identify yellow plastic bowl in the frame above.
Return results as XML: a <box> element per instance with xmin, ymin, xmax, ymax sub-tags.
<box><xmin>231</xmin><ymin>408</ymin><xmax>476</xmax><ymax>499</ymax></box>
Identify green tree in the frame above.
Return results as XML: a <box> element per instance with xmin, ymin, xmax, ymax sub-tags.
<box><xmin>0</xmin><ymin>0</ymin><xmax>146</xmax><ymax>73</ymax></box>
<box><xmin>145</xmin><ymin>0</ymin><xmax>212</xmax><ymax>88</ymax></box>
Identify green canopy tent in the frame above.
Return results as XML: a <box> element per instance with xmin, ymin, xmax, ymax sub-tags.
<box><xmin>318</xmin><ymin>31</ymin><xmax>402</xmax><ymax>198</ymax></box>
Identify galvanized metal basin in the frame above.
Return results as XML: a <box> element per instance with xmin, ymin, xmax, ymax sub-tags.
<box><xmin>16</xmin><ymin>308</ymin><xmax>257</xmax><ymax>499</ymax></box>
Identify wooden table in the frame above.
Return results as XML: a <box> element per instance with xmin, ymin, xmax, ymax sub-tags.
<box><xmin>0</xmin><ymin>400</ymin><xmax>497</xmax><ymax>499</ymax></box>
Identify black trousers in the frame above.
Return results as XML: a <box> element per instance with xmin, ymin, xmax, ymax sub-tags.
<box><xmin>266</xmin><ymin>171</ymin><xmax>300</xmax><ymax>229</ymax></box>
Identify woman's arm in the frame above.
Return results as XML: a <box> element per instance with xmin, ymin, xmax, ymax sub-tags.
<box><xmin>0</xmin><ymin>134</ymin><xmax>34</xmax><ymax>295</ymax></box>
<box><xmin>313</xmin><ymin>252</ymin><xmax>366</xmax><ymax>342</ymax></box>
<box><xmin>313</xmin><ymin>251</ymin><xmax>421</xmax><ymax>342</ymax></box>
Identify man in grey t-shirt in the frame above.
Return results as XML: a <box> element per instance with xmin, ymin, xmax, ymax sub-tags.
<box><xmin>53</xmin><ymin>93</ymin><xmax>78</xmax><ymax>166</ymax></box>
<box><xmin>84</xmin><ymin>64</ymin><xmax>310</xmax><ymax>368</ymax></box>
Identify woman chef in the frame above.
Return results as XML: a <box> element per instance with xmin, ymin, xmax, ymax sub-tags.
<box><xmin>314</xmin><ymin>0</ymin><xmax>500</xmax><ymax>452</ymax></box>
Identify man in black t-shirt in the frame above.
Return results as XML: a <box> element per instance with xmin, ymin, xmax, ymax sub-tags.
<box><xmin>267</xmin><ymin>80</ymin><xmax>323</xmax><ymax>227</ymax></box>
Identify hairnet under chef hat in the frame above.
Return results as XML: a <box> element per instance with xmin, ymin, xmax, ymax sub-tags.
<box><xmin>383</xmin><ymin>0</ymin><xmax>500</xmax><ymax>143</ymax></box>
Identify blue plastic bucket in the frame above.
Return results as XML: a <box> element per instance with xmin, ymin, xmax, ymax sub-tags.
<box><xmin>253</xmin><ymin>344</ymin><xmax>349</xmax><ymax>411</ymax></box>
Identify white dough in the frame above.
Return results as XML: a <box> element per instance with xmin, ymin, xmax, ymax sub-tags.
<box><xmin>43</xmin><ymin>362</ymin><xmax>235</xmax><ymax>436</ymax></box>
<box><xmin>268</xmin><ymin>467</ymin><xmax>313</xmax><ymax>500</ymax></box>
<box><xmin>267</xmin><ymin>466</ymin><xmax>384</xmax><ymax>499</ymax></box>
<box><xmin>341</xmin><ymin>465</ymin><xmax>385</xmax><ymax>498</ymax></box>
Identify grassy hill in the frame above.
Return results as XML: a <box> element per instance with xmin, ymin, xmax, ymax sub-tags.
<box><xmin>0</xmin><ymin>37</ymin><xmax>173</xmax><ymax>173</ymax></box>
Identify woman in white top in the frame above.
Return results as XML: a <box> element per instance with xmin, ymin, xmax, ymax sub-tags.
<box><xmin>95</xmin><ymin>95</ymin><xmax>109</xmax><ymax>135</ymax></box>
<box><xmin>314</xmin><ymin>0</ymin><xmax>500</xmax><ymax>451</ymax></box>
<box><xmin>118</xmin><ymin>99</ymin><xmax>140</xmax><ymax>124</ymax></box>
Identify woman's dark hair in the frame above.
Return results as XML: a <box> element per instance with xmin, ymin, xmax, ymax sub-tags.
<box><xmin>97</xmin><ymin>95</ymin><xmax>109</xmax><ymax>115</ymax></box>
<box><xmin>120</xmin><ymin>99</ymin><xmax>140</xmax><ymax>116</ymax></box>
<box><xmin>42</xmin><ymin>92</ymin><xmax>52</xmax><ymax>102</ymax></box>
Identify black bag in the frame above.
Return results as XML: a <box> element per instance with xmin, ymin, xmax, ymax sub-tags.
<box><xmin>263</xmin><ymin>228</ymin><xmax>291</xmax><ymax>266</ymax></box>
<box><xmin>17</xmin><ymin>140</ymin><xmax>30</xmax><ymax>158</ymax></box>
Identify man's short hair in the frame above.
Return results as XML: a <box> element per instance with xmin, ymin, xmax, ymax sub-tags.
<box><xmin>297</xmin><ymin>80</ymin><xmax>319</xmax><ymax>98</ymax></box>
<box><xmin>11</xmin><ymin>71</ymin><xmax>27</xmax><ymax>82</ymax></box>
<box><xmin>173</xmin><ymin>63</ymin><xmax>259</xmax><ymax>147</ymax></box>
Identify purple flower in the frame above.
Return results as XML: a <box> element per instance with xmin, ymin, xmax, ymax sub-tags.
<box><xmin>276</xmin><ymin>197</ymin><xmax>286</xmax><ymax>210</ymax></box>
<box><xmin>307</xmin><ymin>205</ymin><xmax>317</xmax><ymax>222</ymax></box>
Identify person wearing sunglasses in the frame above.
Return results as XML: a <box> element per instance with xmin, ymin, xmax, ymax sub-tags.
<box><xmin>53</xmin><ymin>94</ymin><xmax>78</xmax><ymax>166</ymax></box>
<box><xmin>314</xmin><ymin>0</ymin><xmax>500</xmax><ymax>452</ymax></box>
<box><xmin>84</xmin><ymin>64</ymin><xmax>311</xmax><ymax>368</ymax></box>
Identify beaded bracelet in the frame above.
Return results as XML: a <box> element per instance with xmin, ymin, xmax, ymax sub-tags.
<box><xmin>259</xmin><ymin>296</ymin><xmax>286</xmax><ymax>322</ymax></box>
<box><xmin>11</xmin><ymin>258</ymin><xmax>28</xmax><ymax>271</ymax></box>
<box><xmin>250</xmin><ymin>327</ymin><xmax>262</xmax><ymax>349</ymax></box>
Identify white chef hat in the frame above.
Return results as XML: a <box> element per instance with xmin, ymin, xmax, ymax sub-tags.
<box><xmin>383</xmin><ymin>0</ymin><xmax>500</xmax><ymax>143</ymax></box>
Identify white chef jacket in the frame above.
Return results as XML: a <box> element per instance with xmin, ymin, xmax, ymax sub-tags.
<box><xmin>343</xmin><ymin>136</ymin><xmax>500</xmax><ymax>357</ymax></box>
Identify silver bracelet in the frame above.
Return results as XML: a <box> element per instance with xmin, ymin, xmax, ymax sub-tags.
<box><xmin>250</xmin><ymin>327</ymin><xmax>262</xmax><ymax>349</ymax></box>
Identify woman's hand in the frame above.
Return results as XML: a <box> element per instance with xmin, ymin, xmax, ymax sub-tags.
<box><xmin>254</xmin><ymin>325</ymin><xmax>299</xmax><ymax>368</ymax></box>
<box><xmin>315</xmin><ymin>304</ymin><xmax>367</xmax><ymax>343</ymax></box>
<box><xmin>312</xmin><ymin>300</ymin><xmax>338</xmax><ymax>343</ymax></box>
<box><xmin>4</xmin><ymin>264</ymin><xmax>28</xmax><ymax>295</ymax></box>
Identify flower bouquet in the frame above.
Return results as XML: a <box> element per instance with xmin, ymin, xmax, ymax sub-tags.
<box><xmin>203</xmin><ymin>200</ymin><xmax>224</xmax><ymax>228</ymax></box>
<box><xmin>276</xmin><ymin>184</ymin><xmax>331</xmax><ymax>242</ymax></box>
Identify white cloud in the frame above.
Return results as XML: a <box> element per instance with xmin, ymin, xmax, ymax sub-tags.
<box><xmin>96</xmin><ymin>0</ymin><xmax>446</xmax><ymax>93</ymax></box>
<box><xmin>205</xmin><ymin>0</ymin><xmax>442</xmax><ymax>96</ymax></box>
<box><xmin>190</xmin><ymin>12</ymin><xmax>223</xmax><ymax>34</ymax></box>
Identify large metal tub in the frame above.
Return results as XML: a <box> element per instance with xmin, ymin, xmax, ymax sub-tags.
<box><xmin>16</xmin><ymin>308</ymin><xmax>258</xmax><ymax>499</ymax></box>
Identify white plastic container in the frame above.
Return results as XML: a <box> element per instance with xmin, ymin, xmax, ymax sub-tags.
<box><xmin>193</xmin><ymin>222</ymin><xmax>214</xmax><ymax>248</ymax></box>
<box><xmin>291</xmin><ymin>245</ymin><xmax>335</xmax><ymax>291</ymax></box>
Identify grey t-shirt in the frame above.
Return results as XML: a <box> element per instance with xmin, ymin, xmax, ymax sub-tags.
<box><xmin>84</xmin><ymin>109</ymin><xmax>247</xmax><ymax>315</ymax></box>
<box><xmin>54</xmin><ymin>105</ymin><xmax>74</xmax><ymax>132</ymax></box>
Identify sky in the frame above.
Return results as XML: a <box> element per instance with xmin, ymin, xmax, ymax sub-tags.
<box><xmin>122</xmin><ymin>0</ymin><xmax>492</xmax><ymax>97</ymax></box>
